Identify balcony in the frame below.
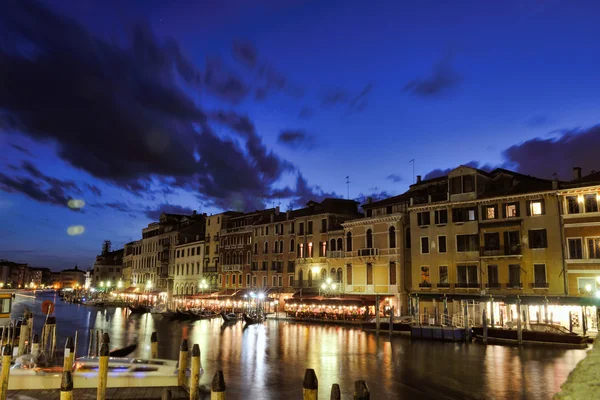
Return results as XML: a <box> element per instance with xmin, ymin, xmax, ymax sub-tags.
<box><xmin>203</xmin><ymin>266</ymin><xmax>218</xmax><ymax>273</ymax></box>
<box><xmin>480</xmin><ymin>245</ymin><xmax>522</xmax><ymax>258</ymax></box>
<box><xmin>455</xmin><ymin>282</ymin><xmax>480</xmax><ymax>288</ymax></box>
<box><xmin>485</xmin><ymin>283</ymin><xmax>501</xmax><ymax>289</ymax></box>
<box><xmin>225</xmin><ymin>226</ymin><xmax>251</xmax><ymax>234</ymax></box>
<box><xmin>436</xmin><ymin>283</ymin><xmax>450</xmax><ymax>288</ymax></box>
<box><xmin>507</xmin><ymin>282</ymin><xmax>523</xmax><ymax>289</ymax></box>
<box><xmin>326</xmin><ymin>250</ymin><xmax>345</xmax><ymax>259</ymax></box>
<box><xmin>222</xmin><ymin>264</ymin><xmax>243</xmax><ymax>272</ymax></box>
<box><xmin>531</xmin><ymin>282</ymin><xmax>549</xmax><ymax>289</ymax></box>
<box><xmin>418</xmin><ymin>282</ymin><xmax>432</xmax><ymax>288</ymax></box>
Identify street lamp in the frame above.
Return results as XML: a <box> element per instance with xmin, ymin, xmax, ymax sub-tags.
<box><xmin>146</xmin><ymin>280</ymin><xmax>152</xmax><ymax>290</ymax></box>
<box><xmin>320</xmin><ymin>278</ymin><xmax>338</xmax><ymax>297</ymax></box>
<box><xmin>199</xmin><ymin>279</ymin><xmax>209</xmax><ymax>294</ymax></box>
<box><xmin>117</xmin><ymin>280</ymin><xmax>123</xmax><ymax>289</ymax></box>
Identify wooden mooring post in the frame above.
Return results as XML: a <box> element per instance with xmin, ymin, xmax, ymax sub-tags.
<box><xmin>31</xmin><ymin>334</ymin><xmax>40</xmax><ymax>357</ymax></box>
<box><xmin>516</xmin><ymin>298</ymin><xmax>523</xmax><ymax>345</ymax></box>
<box><xmin>330</xmin><ymin>383</ymin><xmax>341</xmax><ymax>400</ymax></box>
<box><xmin>303</xmin><ymin>369</ymin><xmax>318</xmax><ymax>400</ymax></box>
<box><xmin>151</xmin><ymin>331</ymin><xmax>159</xmax><ymax>359</ymax></box>
<box><xmin>354</xmin><ymin>380</ymin><xmax>370</xmax><ymax>399</ymax></box>
<box><xmin>97</xmin><ymin>336</ymin><xmax>109</xmax><ymax>400</ymax></box>
<box><xmin>211</xmin><ymin>370</ymin><xmax>226</xmax><ymax>400</ymax></box>
<box><xmin>1</xmin><ymin>345</ymin><xmax>12</xmax><ymax>400</ymax></box>
<box><xmin>60</xmin><ymin>370</ymin><xmax>73</xmax><ymax>400</ymax></box>
<box><xmin>17</xmin><ymin>318</ymin><xmax>29</xmax><ymax>356</ymax></box>
<box><xmin>190</xmin><ymin>344</ymin><xmax>201</xmax><ymax>400</ymax></box>
<box><xmin>63</xmin><ymin>337</ymin><xmax>74</xmax><ymax>371</ymax></box>
<box><xmin>178</xmin><ymin>339</ymin><xmax>188</xmax><ymax>387</ymax></box>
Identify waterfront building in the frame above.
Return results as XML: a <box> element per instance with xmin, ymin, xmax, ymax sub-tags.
<box><xmin>92</xmin><ymin>247</ymin><xmax>124</xmax><ymax>288</ymax></box>
<box><xmin>0</xmin><ymin>260</ymin><xmax>28</xmax><ymax>288</ymax></box>
<box><xmin>173</xmin><ymin>235</ymin><xmax>205</xmax><ymax>296</ymax></box>
<box><xmin>58</xmin><ymin>265</ymin><xmax>86</xmax><ymax>289</ymax></box>
<box><xmin>342</xmin><ymin>194</ymin><xmax>410</xmax><ymax>313</ymax></box>
<box><xmin>559</xmin><ymin>168</ymin><xmax>600</xmax><ymax>297</ymax></box>
<box><xmin>202</xmin><ymin>212</ymin><xmax>239</xmax><ymax>290</ymax></box>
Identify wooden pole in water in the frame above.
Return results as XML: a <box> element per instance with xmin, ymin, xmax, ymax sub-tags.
<box><xmin>63</xmin><ymin>337</ymin><xmax>74</xmax><ymax>371</ymax></box>
<box><xmin>178</xmin><ymin>339</ymin><xmax>188</xmax><ymax>387</ymax></box>
<box><xmin>302</xmin><ymin>369</ymin><xmax>318</xmax><ymax>400</ymax></box>
<box><xmin>151</xmin><ymin>332</ymin><xmax>158</xmax><ymax>359</ymax></box>
<box><xmin>96</xmin><ymin>340</ymin><xmax>109</xmax><ymax>400</ymax></box>
<box><xmin>516</xmin><ymin>298</ymin><xmax>523</xmax><ymax>345</ymax></box>
<box><xmin>490</xmin><ymin>298</ymin><xmax>495</xmax><ymax>328</ymax></box>
<box><xmin>17</xmin><ymin>318</ymin><xmax>29</xmax><ymax>356</ymax></box>
<box><xmin>354</xmin><ymin>380</ymin><xmax>370</xmax><ymax>400</ymax></box>
<box><xmin>32</xmin><ymin>334</ymin><xmax>40</xmax><ymax>357</ymax></box>
<box><xmin>95</xmin><ymin>330</ymin><xmax>100</xmax><ymax>357</ymax></box>
<box><xmin>190</xmin><ymin>344</ymin><xmax>201</xmax><ymax>400</ymax></box>
<box><xmin>211</xmin><ymin>370</ymin><xmax>226</xmax><ymax>400</ymax></box>
<box><xmin>389</xmin><ymin>306</ymin><xmax>394</xmax><ymax>336</ymax></box>
<box><xmin>161</xmin><ymin>389</ymin><xmax>172</xmax><ymax>400</ymax></box>
<box><xmin>330</xmin><ymin>383</ymin><xmax>341</xmax><ymax>400</ymax></box>
<box><xmin>73</xmin><ymin>331</ymin><xmax>78</xmax><ymax>360</ymax></box>
<box><xmin>1</xmin><ymin>345</ymin><xmax>12</xmax><ymax>400</ymax></box>
<box><xmin>482</xmin><ymin>308</ymin><xmax>488</xmax><ymax>345</ymax></box>
<box><xmin>87</xmin><ymin>329</ymin><xmax>93</xmax><ymax>357</ymax></box>
<box><xmin>463</xmin><ymin>302</ymin><xmax>470</xmax><ymax>342</ymax></box>
<box><xmin>375</xmin><ymin>295</ymin><xmax>380</xmax><ymax>333</ymax></box>
<box><xmin>60</xmin><ymin>370</ymin><xmax>74</xmax><ymax>400</ymax></box>
<box><xmin>48</xmin><ymin>317</ymin><xmax>57</xmax><ymax>361</ymax></box>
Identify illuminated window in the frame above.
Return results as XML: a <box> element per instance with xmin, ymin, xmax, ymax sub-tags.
<box><xmin>568</xmin><ymin>238</ymin><xmax>583</xmax><ymax>259</ymax></box>
<box><xmin>530</xmin><ymin>200</ymin><xmax>544</xmax><ymax>215</ymax></box>
<box><xmin>420</xmin><ymin>266</ymin><xmax>430</xmax><ymax>285</ymax></box>
<box><xmin>485</xmin><ymin>206</ymin><xmax>496</xmax><ymax>220</ymax></box>
<box><xmin>439</xmin><ymin>266</ymin><xmax>448</xmax><ymax>285</ymax></box>
<box><xmin>307</xmin><ymin>242</ymin><xmax>313</xmax><ymax>257</ymax></box>
<box><xmin>505</xmin><ymin>203</ymin><xmax>518</xmax><ymax>218</ymax></box>
<box><xmin>588</xmin><ymin>238</ymin><xmax>600</xmax><ymax>259</ymax></box>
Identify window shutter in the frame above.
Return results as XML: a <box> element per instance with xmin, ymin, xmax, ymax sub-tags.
<box><xmin>526</xmin><ymin>201</ymin><xmax>531</xmax><ymax>216</ymax></box>
<box><xmin>528</xmin><ymin>230</ymin><xmax>533</xmax><ymax>249</ymax></box>
<box><xmin>501</xmin><ymin>204</ymin><xmax>506</xmax><ymax>219</ymax></box>
<box><xmin>515</xmin><ymin>202</ymin><xmax>521</xmax><ymax>217</ymax></box>
<box><xmin>540</xmin><ymin>199</ymin><xmax>546</xmax><ymax>215</ymax></box>
<box><xmin>481</xmin><ymin>206</ymin><xmax>487</xmax><ymax>220</ymax></box>
<box><xmin>503</xmin><ymin>231</ymin><xmax>509</xmax><ymax>250</ymax></box>
<box><xmin>542</xmin><ymin>230</ymin><xmax>548</xmax><ymax>248</ymax></box>
<box><xmin>494</xmin><ymin>205</ymin><xmax>498</xmax><ymax>219</ymax></box>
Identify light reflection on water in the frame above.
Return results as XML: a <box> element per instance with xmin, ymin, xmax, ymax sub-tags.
<box><xmin>11</xmin><ymin>293</ymin><xmax>588</xmax><ymax>399</ymax></box>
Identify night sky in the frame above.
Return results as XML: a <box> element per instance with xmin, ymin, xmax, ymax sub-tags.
<box><xmin>1</xmin><ymin>0</ymin><xmax>600</xmax><ymax>270</ymax></box>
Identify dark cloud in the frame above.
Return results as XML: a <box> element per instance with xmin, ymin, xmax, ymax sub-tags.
<box><xmin>85</xmin><ymin>184</ymin><xmax>102</xmax><ymax>197</ymax></box>
<box><xmin>404</xmin><ymin>56</ymin><xmax>462</xmax><ymax>97</ymax></box>
<box><xmin>277</xmin><ymin>130</ymin><xmax>317</xmax><ymax>150</ymax></box>
<box><xmin>232</xmin><ymin>40</ymin><xmax>257</xmax><ymax>69</ymax></box>
<box><xmin>424</xmin><ymin>161</ymin><xmax>495</xmax><ymax>180</ymax></box>
<box><xmin>386</xmin><ymin>174</ymin><xmax>402</xmax><ymax>183</ymax></box>
<box><xmin>10</xmin><ymin>143</ymin><xmax>32</xmax><ymax>156</ymax></box>
<box><xmin>525</xmin><ymin>114</ymin><xmax>551</xmax><ymax>128</ymax></box>
<box><xmin>0</xmin><ymin>1</ymin><xmax>304</xmax><ymax>212</ymax></box>
<box><xmin>348</xmin><ymin>83</ymin><xmax>373</xmax><ymax>113</ymax></box>
<box><xmin>298</xmin><ymin>107</ymin><xmax>313</xmax><ymax>119</ymax></box>
<box><xmin>321</xmin><ymin>83</ymin><xmax>372</xmax><ymax>113</ymax></box>
<box><xmin>271</xmin><ymin>173</ymin><xmax>341</xmax><ymax>209</ymax></box>
<box><xmin>355</xmin><ymin>190</ymin><xmax>393</xmax><ymax>206</ymax></box>
<box><xmin>322</xmin><ymin>89</ymin><xmax>349</xmax><ymax>107</ymax></box>
<box><xmin>0</xmin><ymin>161</ymin><xmax>84</xmax><ymax>210</ymax></box>
<box><xmin>502</xmin><ymin>125</ymin><xmax>600</xmax><ymax>180</ymax></box>
<box><xmin>144</xmin><ymin>203</ymin><xmax>194</xmax><ymax>220</ymax></box>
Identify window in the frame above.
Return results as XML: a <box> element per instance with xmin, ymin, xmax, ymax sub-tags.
<box><xmin>434</xmin><ymin>209</ymin><xmax>448</xmax><ymax>225</ymax></box>
<box><xmin>366</xmin><ymin>209</ymin><xmax>372</xmax><ymax>218</ymax></box>
<box><xmin>290</xmin><ymin>223</ymin><xmax>295</xmax><ymax>234</ymax></box>
<box><xmin>487</xmin><ymin>265</ymin><xmax>498</xmax><ymax>288</ymax></box>
<box><xmin>456</xmin><ymin>234</ymin><xmax>478</xmax><ymax>252</ymax></box>
<box><xmin>452</xmin><ymin>207</ymin><xmax>477</xmax><ymax>222</ymax></box>
<box><xmin>299</xmin><ymin>223</ymin><xmax>304</xmax><ymax>235</ymax></box>
<box><xmin>386</xmin><ymin>206</ymin><xmax>393</xmax><ymax>214</ymax></box>
<box><xmin>366</xmin><ymin>229</ymin><xmax>373</xmax><ymax>248</ymax></box>
<box><xmin>484</xmin><ymin>233</ymin><xmax>500</xmax><ymax>250</ymax></box>
<box><xmin>308</xmin><ymin>242</ymin><xmax>313</xmax><ymax>257</ymax></box>
<box><xmin>366</xmin><ymin>263</ymin><xmax>373</xmax><ymax>285</ymax></box>
<box><xmin>588</xmin><ymin>238</ymin><xmax>600</xmax><ymax>259</ymax></box>
<box><xmin>528</xmin><ymin>229</ymin><xmax>548</xmax><ymax>249</ymax></box>
<box><xmin>246</xmin><ymin>274</ymin><xmax>251</xmax><ymax>286</ymax></box>
<box><xmin>187</xmin><ymin>249</ymin><xmax>190</xmax><ymax>257</ymax></box>
<box><xmin>420</xmin><ymin>266</ymin><xmax>430</xmax><ymax>286</ymax></box>
<box><xmin>264</xmin><ymin>242</ymin><xmax>269</xmax><ymax>254</ymax></box>
<box><xmin>261</xmin><ymin>261</ymin><xmax>268</xmax><ymax>270</ymax></box>
<box><xmin>568</xmin><ymin>238</ymin><xmax>583</xmax><ymax>259</ymax></box>
<box><xmin>439</xmin><ymin>266</ymin><xmax>448</xmax><ymax>285</ymax></box>
<box><xmin>346</xmin><ymin>232</ymin><xmax>353</xmax><ymax>251</ymax></box>
<box><xmin>578</xmin><ymin>278</ymin><xmax>596</xmax><ymax>294</ymax></box>
<box><xmin>534</xmin><ymin>264</ymin><xmax>547</xmax><ymax>287</ymax></box>
<box><xmin>417</xmin><ymin>212</ymin><xmax>430</xmax><ymax>226</ymax></box>
<box><xmin>405</xmin><ymin>228</ymin><xmax>411</xmax><ymax>248</ymax></box>
<box><xmin>462</xmin><ymin>175</ymin><xmax>474</xmax><ymax>193</ymax></box>
<box><xmin>290</xmin><ymin>239</ymin><xmax>295</xmax><ymax>252</ymax></box>
<box><xmin>585</xmin><ymin>195</ymin><xmax>599</xmax><ymax>213</ymax></box>
<box><xmin>389</xmin><ymin>262</ymin><xmax>397</xmax><ymax>285</ymax></box>
<box><xmin>262</xmin><ymin>276</ymin><xmax>267</xmax><ymax>287</ymax></box>
<box><xmin>288</xmin><ymin>275</ymin><xmax>294</xmax><ymax>287</ymax></box>
<box><xmin>274</xmin><ymin>241</ymin><xmax>279</xmax><ymax>254</ymax></box>
<box><xmin>420</xmin><ymin>237</ymin><xmax>429</xmax><ymax>254</ymax></box>
<box><xmin>528</xmin><ymin>199</ymin><xmax>545</xmax><ymax>216</ymax></box>
<box><xmin>456</xmin><ymin>265</ymin><xmax>478</xmax><ymax>287</ymax></box>
<box><xmin>176</xmin><ymin>250</ymin><xmax>180</xmax><ymax>258</ymax></box>
<box><xmin>450</xmin><ymin>177</ymin><xmax>462</xmax><ymax>195</ymax></box>
<box><xmin>504</xmin><ymin>202</ymin><xmax>520</xmax><ymax>218</ymax></box>
<box><xmin>307</xmin><ymin>221</ymin><xmax>313</xmax><ymax>235</ymax></box>
<box><xmin>278</xmin><ymin>276</ymin><xmax>283</xmax><ymax>287</ymax></box>
<box><xmin>508</xmin><ymin>265</ymin><xmax>521</xmax><ymax>288</ymax></box>
<box><xmin>330</xmin><ymin>238</ymin><xmax>336</xmax><ymax>251</ymax></box>
<box><xmin>265</xmin><ymin>226</ymin><xmax>269</xmax><ymax>235</ymax></box>
<box><xmin>346</xmin><ymin>264</ymin><xmax>352</xmax><ymax>285</ymax></box>
<box><xmin>252</xmin><ymin>276</ymin><xmax>257</xmax><ymax>287</ymax></box>
<box><xmin>389</xmin><ymin>227</ymin><xmax>396</xmax><ymax>248</ymax></box>
<box><xmin>482</xmin><ymin>205</ymin><xmax>498</xmax><ymax>220</ymax></box>
<box><xmin>437</xmin><ymin>236</ymin><xmax>447</xmax><ymax>253</ymax></box>
<box><xmin>321</xmin><ymin>218</ymin><xmax>327</xmax><ymax>232</ymax></box>
<box><xmin>566</xmin><ymin>196</ymin><xmax>580</xmax><ymax>214</ymax></box>
<box><xmin>191</xmin><ymin>248</ymin><xmax>195</xmax><ymax>256</ymax></box>
<box><xmin>272</xmin><ymin>276</ymin><xmax>277</xmax><ymax>287</ymax></box>
<box><xmin>279</xmin><ymin>240</ymin><xmax>284</xmax><ymax>254</ymax></box>
<box><xmin>232</xmin><ymin>274</ymin><xmax>236</xmax><ymax>285</ymax></box>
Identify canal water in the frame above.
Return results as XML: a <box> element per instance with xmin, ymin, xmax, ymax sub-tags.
<box><xmin>11</xmin><ymin>292</ymin><xmax>589</xmax><ymax>400</ymax></box>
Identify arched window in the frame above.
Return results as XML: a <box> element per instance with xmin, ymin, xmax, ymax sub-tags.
<box><xmin>366</xmin><ymin>229</ymin><xmax>373</xmax><ymax>249</ymax></box>
<box><xmin>337</xmin><ymin>268</ymin><xmax>343</xmax><ymax>283</ymax></box>
<box><xmin>405</xmin><ymin>227</ymin><xmax>411</xmax><ymax>248</ymax></box>
<box><xmin>290</xmin><ymin>239</ymin><xmax>295</xmax><ymax>252</ymax></box>
<box><xmin>389</xmin><ymin>226</ymin><xmax>396</xmax><ymax>248</ymax></box>
<box><xmin>264</xmin><ymin>242</ymin><xmax>269</xmax><ymax>254</ymax></box>
<box><xmin>346</xmin><ymin>232</ymin><xmax>353</xmax><ymax>251</ymax></box>
<box><xmin>337</xmin><ymin>238</ymin><xmax>343</xmax><ymax>251</ymax></box>
<box><xmin>247</xmin><ymin>251</ymin><xmax>252</xmax><ymax>264</ymax></box>
<box><xmin>367</xmin><ymin>263</ymin><xmax>373</xmax><ymax>285</ymax></box>
<box><xmin>274</xmin><ymin>241</ymin><xmax>279</xmax><ymax>254</ymax></box>
<box><xmin>330</xmin><ymin>239</ymin><xmax>336</xmax><ymax>251</ymax></box>
<box><xmin>299</xmin><ymin>270</ymin><xmax>304</xmax><ymax>287</ymax></box>
<box><xmin>279</xmin><ymin>240</ymin><xmax>284</xmax><ymax>254</ymax></box>
<box><xmin>330</xmin><ymin>268</ymin><xmax>336</xmax><ymax>277</ymax></box>
<box><xmin>308</xmin><ymin>270</ymin><xmax>313</xmax><ymax>286</ymax></box>
<box><xmin>321</xmin><ymin>268</ymin><xmax>327</xmax><ymax>281</ymax></box>
<box><xmin>254</xmin><ymin>243</ymin><xmax>258</xmax><ymax>254</ymax></box>
<box><xmin>226</xmin><ymin>253</ymin><xmax>230</xmax><ymax>265</ymax></box>
<box><xmin>346</xmin><ymin>264</ymin><xmax>352</xmax><ymax>285</ymax></box>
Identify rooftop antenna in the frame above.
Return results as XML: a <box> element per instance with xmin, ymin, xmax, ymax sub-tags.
<box><xmin>409</xmin><ymin>159</ymin><xmax>415</xmax><ymax>183</ymax></box>
<box><xmin>346</xmin><ymin>176</ymin><xmax>350</xmax><ymax>200</ymax></box>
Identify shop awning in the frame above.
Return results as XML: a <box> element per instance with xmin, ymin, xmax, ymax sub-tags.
<box><xmin>123</xmin><ymin>287</ymin><xmax>139</xmax><ymax>293</ymax></box>
<box><xmin>287</xmin><ymin>295</ymin><xmax>376</xmax><ymax>307</ymax></box>
<box><xmin>411</xmin><ymin>292</ymin><xmax>600</xmax><ymax>306</ymax></box>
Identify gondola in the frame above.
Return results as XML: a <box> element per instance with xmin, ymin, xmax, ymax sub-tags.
<box><xmin>160</xmin><ymin>311</ymin><xmax>176</xmax><ymax>319</ymax></box>
<box><xmin>128</xmin><ymin>304</ymin><xmax>151</xmax><ymax>314</ymax></box>
<box><xmin>109</xmin><ymin>342</ymin><xmax>138</xmax><ymax>357</ymax></box>
<box><xmin>221</xmin><ymin>311</ymin><xmax>239</xmax><ymax>323</ymax></box>
<box><xmin>471</xmin><ymin>324</ymin><xmax>587</xmax><ymax>347</ymax></box>
<box><xmin>242</xmin><ymin>313</ymin><xmax>264</xmax><ymax>325</ymax></box>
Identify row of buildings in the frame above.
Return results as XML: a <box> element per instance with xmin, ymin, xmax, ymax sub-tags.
<box><xmin>0</xmin><ymin>260</ymin><xmax>86</xmax><ymax>289</ymax></box>
<box><xmin>93</xmin><ymin>165</ymin><xmax>600</xmax><ymax>318</ymax></box>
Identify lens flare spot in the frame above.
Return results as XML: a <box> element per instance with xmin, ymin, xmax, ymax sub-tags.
<box><xmin>68</xmin><ymin>199</ymin><xmax>86</xmax><ymax>209</ymax></box>
<box><xmin>67</xmin><ymin>225</ymin><xmax>85</xmax><ymax>236</ymax></box>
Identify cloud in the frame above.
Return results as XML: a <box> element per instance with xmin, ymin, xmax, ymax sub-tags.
<box><xmin>386</xmin><ymin>174</ymin><xmax>402</xmax><ymax>183</ymax></box>
<box><xmin>277</xmin><ymin>130</ymin><xmax>317</xmax><ymax>150</ymax></box>
<box><xmin>144</xmin><ymin>203</ymin><xmax>194</xmax><ymax>220</ymax></box>
<box><xmin>525</xmin><ymin>114</ymin><xmax>552</xmax><ymax>128</ymax></box>
<box><xmin>298</xmin><ymin>107</ymin><xmax>313</xmax><ymax>119</ymax></box>
<box><xmin>502</xmin><ymin>125</ymin><xmax>600</xmax><ymax>180</ymax></box>
<box><xmin>321</xmin><ymin>83</ymin><xmax>372</xmax><ymax>113</ymax></box>
<box><xmin>85</xmin><ymin>184</ymin><xmax>102</xmax><ymax>197</ymax></box>
<box><xmin>404</xmin><ymin>55</ymin><xmax>462</xmax><ymax>97</ymax></box>
<box><xmin>10</xmin><ymin>143</ymin><xmax>32</xmax><ymax>156</ymax></box>
<box><xmin>0</xmin><ymin>161</ymin><xmax>84</xmax><ymax>210</ymax></box>
<box><xmin>271</xmin><ymin>173</ymin><xmax>341</xmax><ymax>209</ymax></box>
<box><xmin>424</xmin><ymin>161</ymin><xmax>495</xmax><ymax>180</ymax></box>
<box><xmin>232</xmin><ymin>40</ymin><xmax>257</xmax><ymax>69</ymax></box>
<box><xmin>0</xmin><ymin>1</ymin><xmax>304</xmax><ymax>212</ymax></box>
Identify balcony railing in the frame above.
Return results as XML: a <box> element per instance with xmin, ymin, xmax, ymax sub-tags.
<box><xmin>326</xmin><ymin>250</ymin><xmax>345</xmax><ymax>258</ymax></box>
<box><xmin>455</xmin><ymin>282</ymin><xmax>480</xmax><ymax>288</ymax></box>
<box><xmin>419</xmin><ymin>282</ymin><xmax>432</xmax><ymax>288</ymax></box>
<box><xmin>357</xmin><ymin>248</ymin><xmax>379</xmax><ymax>257</ymax></box>
<box><xmin>222</xmin><ymin>264</ymin><xmax>243</xmax><ymax>272</ymax></box>
<box><xmin>531</xmin><ymin>282</ymin><xmax>549</xmax><ymax>288</ymax></box>
<box><xmin>436</xmin><ymin>283</ymin><xmax>450</xmax><ymax>288</ymax></box>
<box><xmin>203</xmin><ymin>266</ymin><xmax>218</xmax><ymax>273</ymax></box>
<box><xmin>480</xmin><ymin>245</ymin><xmax>522</xmax><ymax>257</ymax></box>
<box><xmin>486</xmin><ymin>283</ymin><xmax>501</xmax><ymax>289</ymax></box>
<box><xmin>507</xmin><ymin>282</ymin><xmax>523</xmax><ymax>289</ymax></box>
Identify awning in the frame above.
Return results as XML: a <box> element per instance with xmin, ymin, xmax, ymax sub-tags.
<box><xmin>411</xmin><ymin>292</ymin><xmax>600</xmax><ymax>307</ymax></box>
<box><xmin>123</xmin><ymin>287</ymin><xmax>139</xmax><ymax>293</ymax></box>
<box><xmin>287</xmin><ymin>295</ymin><xmax>376</xmax><ymax>307</ymax></box>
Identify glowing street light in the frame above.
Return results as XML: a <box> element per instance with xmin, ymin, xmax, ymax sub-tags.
<box><xmin>117</xmin><ymin>280</ymin><xmax>123</xmax><ymax>289</ymax></box>
<box><xmin>258</xmin><ymin>293</ymin><xmax>265</xmax><ymax>300</ymax></box>
<box><xmin>146</xmin><ymin>280</ymin><xmax>152</xmax><ymax>290</ymax></box>
<box><xmin>100</xmin><ymin>281</ymin><xmax>105</xmax><ymax>288</ymax></box>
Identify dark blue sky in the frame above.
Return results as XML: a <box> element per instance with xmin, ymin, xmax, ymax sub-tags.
<box><xmin>1</xmin><ymin>0</ymin><xmax>600</xmax><ymax>270</ymax></box>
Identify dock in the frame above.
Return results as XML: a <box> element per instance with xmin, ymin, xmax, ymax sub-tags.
<box><xmin>6</xmin><ymin>386</ymin><xmax>189</xmax><ymax>399</ymax></box>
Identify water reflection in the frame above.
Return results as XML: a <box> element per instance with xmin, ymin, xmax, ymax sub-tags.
<box><xmin>11</xmin><ymin>293</ymin><xmax>588</xmax><ymax>399</ymax></box>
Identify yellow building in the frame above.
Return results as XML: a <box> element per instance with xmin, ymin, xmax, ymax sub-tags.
<box><xmin>409</xmin><ymin>166</ymin><xmax>565</xmax><ymax>319</ymax></box>
<box><xmin>173</xmin><ymin>238</ymin><xmax>205</xmax><ymax>296</ymax></box>
<box><xmin>202</xmin><ymin>212</ymin><xmax>238</xmax><ymax>289</ymax></box>
<box><xmin>342</xmin><ymin>193</ymin><xmax>410</xmax><ymax>313</ymax></box>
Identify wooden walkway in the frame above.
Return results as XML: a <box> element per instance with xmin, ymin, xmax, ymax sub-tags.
<box><xmin>6</xmin><ymin>386</ymin><xmax>189</xmax><ymax>399</ymax></box>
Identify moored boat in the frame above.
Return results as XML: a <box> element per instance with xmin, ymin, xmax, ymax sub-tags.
<box><xmin>242</xmin><ymin>313</ymin><xmax>264</xmax><ymax>325</ymax></box>
<box><xmin>221</xmin><ymin>311</ymin><xmax>239</xmax><ymax>323</ymax></box>
<box><xmin>471</xmin><ymin>324</ymin><xmax>587</xmax><ymax>347</ymax></box>
<box><xmin>128</xmin><ymin>304</ymin><xmax>151</xmax><ymax>314</ymax></box>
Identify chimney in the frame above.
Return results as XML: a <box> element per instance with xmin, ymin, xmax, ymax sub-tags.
<box><xmin>552</xmin><ymin>179</ymin><xmax>559</xmax><ymax>190</ymax></box>
<box><xmin>367</xmin><ymin>197</ymin><xmax>372</xmax><ymax>204</ymax></box>
<box><xmin>286</xmin><ymin>210</ymin><xmax>290</xmax><ymax>220</ymax></box>
<box><xmin>416</xmin><ymin>175</ymin><xmax>422</xmax><ymax>183</ymax></box>
<box><xmin>573</xmin><ymin>167</ymin><xmax>582</xmax><ymax>181</ymax></box>
<box><xmin>275</xmin><ymin>206</ymin><xmax>280</xmax><ymax>215</ymax></box>
<box><xmin>192</xmin><ymin>210</ymin><xmax>197</xmax><ymax>215</ymax></box>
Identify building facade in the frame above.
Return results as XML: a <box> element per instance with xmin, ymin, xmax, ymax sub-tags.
<box><xmin>173</xmin><ymin>238</ymin><xmax>205</xmax><ymax>296</ymax></box>
<box><xmin>92</xmin><ymin>248</ymin><xmax>124</xmax><ymax>287</ymax></box>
